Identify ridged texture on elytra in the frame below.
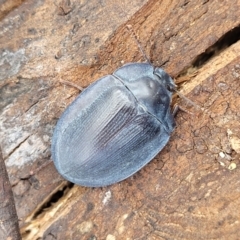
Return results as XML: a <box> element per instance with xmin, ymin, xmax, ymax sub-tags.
<box><xmin>52</xmin><ymin>63</ymin><xmax>175</xmax><ymax>187</ymax></box>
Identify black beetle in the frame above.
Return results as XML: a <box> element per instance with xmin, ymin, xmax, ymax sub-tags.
<box><xmin>51</xmin><ymin>62</ymin><xmax>176</xmax><ymax>187</ymax></box>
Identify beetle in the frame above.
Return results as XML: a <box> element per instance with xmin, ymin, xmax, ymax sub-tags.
<box><xmin>51</xmin><ymin>61</ymin><xmax>176</xmax><ymax>187</ymax></box>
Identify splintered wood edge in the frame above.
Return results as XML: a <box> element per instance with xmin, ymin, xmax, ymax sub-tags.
<box><xmin>180</xmin><ymin>41</ymin><xmax>240</xmax><ymax>96</ymax></box>
<box><xmin>21</xmin><ymin>185</ymin><xmax>81</xmax><ymax>240</ymax></box>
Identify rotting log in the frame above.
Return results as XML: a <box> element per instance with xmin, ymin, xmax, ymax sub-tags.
<box><xmin>0</xmin><ymin>0</ymin><xmax>240</xmax><ymax>239</ymax></box>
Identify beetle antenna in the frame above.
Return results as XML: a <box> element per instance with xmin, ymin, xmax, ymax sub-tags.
<box><xmin>126</xmin><ymin>25</ymin><xmax>151</xmax><ymax>65</ymax></box>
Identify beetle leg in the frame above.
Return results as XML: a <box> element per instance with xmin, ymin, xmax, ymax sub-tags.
<box><xmin>172</xmin><ymin>104</ymin><xmax>193</xmax><ymax>116</ymax></box>
<box><xmin>174</xmin><ymin>89</ymin><xmax>202</xmax><ymax>111</ymax></box>
<box><xmin>59</xmin><ymin>80</ymin><xmax>84</xmax><ymax>91</ymax></box>
<box><xmin>172</xmin><ymin>104</ymin><xmax>179</xmax><ymax>116</ymax></box>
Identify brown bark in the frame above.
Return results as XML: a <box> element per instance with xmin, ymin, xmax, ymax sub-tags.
<box><xmin>0</xmin><ymin>0</ymin><xmax>240</xmax><ymax>239</ymax></box>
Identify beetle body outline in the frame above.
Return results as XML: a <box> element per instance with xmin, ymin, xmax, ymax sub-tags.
<box><xmin>51</xmin><ymin>62</ymin><xmax>175</xmax><ymax>187</ymax></box>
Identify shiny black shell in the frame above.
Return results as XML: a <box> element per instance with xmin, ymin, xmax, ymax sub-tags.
<box><xmin>51</xmin><ymin>63</ymin><xmax>176</xmax><ymax>187</ymax></box>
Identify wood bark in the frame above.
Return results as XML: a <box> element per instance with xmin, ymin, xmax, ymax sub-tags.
<box><xmin>0</xmin><ymin>0</ymin><xmax>240</xmax><ymax>239</ymax></box>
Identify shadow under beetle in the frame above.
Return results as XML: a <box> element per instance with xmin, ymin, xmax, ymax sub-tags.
<box><xmin>51</xmin><ymin>60</ymin><xmax>176</xmax><ymax>187</ymax></box>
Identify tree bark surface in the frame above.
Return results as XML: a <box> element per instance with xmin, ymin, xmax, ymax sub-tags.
<box><xmin>0</xmin><ymin>0</ymin><xmax>240</xmax><ymax>239</ymax></box>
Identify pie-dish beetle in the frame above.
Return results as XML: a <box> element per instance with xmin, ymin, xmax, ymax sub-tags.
<box><xmin>51</xmin><ymin>61</ymin><xmax>176</xmax><ymax>187</ymax></box>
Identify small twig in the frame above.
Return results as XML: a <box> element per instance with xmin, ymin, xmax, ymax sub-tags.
<box><xmin>0</xmin><ymin>147</ymin><xmax>21</xmax><ymax>240</ymax></box>
<box><xmin>175</xmin><ymin>71</ymin><xmax>198</xmax><ymax>84</ymax></box>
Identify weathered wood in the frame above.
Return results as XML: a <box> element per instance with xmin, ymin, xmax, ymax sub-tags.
<box><xmin>0</xmin><ymin>0</ymin><xmax>240</xmax><ymax>239</ymax></box>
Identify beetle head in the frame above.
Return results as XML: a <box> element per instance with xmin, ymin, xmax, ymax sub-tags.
<box><xmin>154</xmin><ymin>67</ymin><xmax>176</xmax><ymax>92</ymax></box>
